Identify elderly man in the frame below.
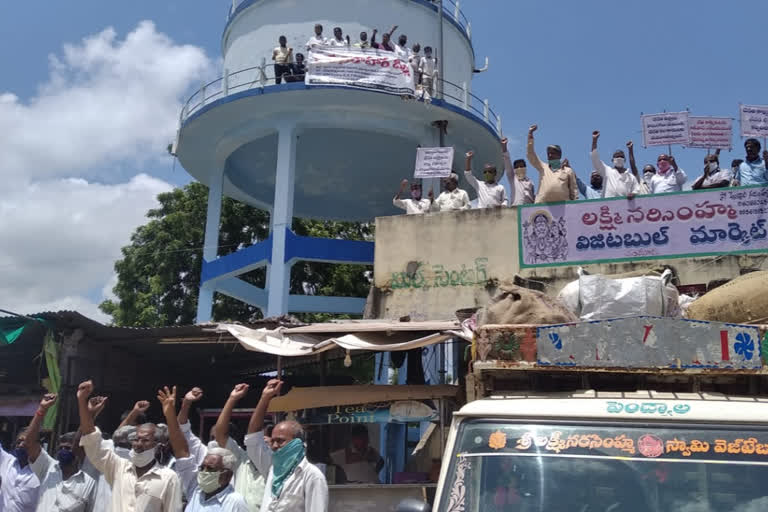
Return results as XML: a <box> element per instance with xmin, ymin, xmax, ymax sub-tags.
<box><xmin>432</xmin><ymin>173</ymin><xmax>471</xmax><ymax>211</ymax></box>
<box><xmin>157</xmin><ymin>386</ymin><xmax>248</xmax><ymax>512</ymax></box>
<box><xmin>649</xmin><ymin>154</ymin><xmax>686</xmax><ymax>193</ymax></box>
<box><xmin>693</xmin><ymin>151</ymin><xmax>732</xmax><ymax>190</ymax></box>
<box><xmin>245</xmin><ymin>380</ymin><xmax>328</xmax><ymax>511</ymax></box>
<box><xmin>393</xmin><ymin>179</ymin><xmax>432</xmax><ymax>214</ymax></box>
<box><xmin>734</xmin><ymin>138</ymin><xmax>768</xmax><ymax>186</ymax></box>
<box><xmin>176</xmin><ymin>384</ymin><xmax>266</xmax><ymax>510</ymax></box>
<box><xmin>501</xmin><ymin>138</ymin><xmax>535</xmax><ymax>205</ymax></box>
<box><xmin>527</xmin><ymin>125</ymin><xmax>578</xmax><ymax>203</ymax></box>
<box><xmin>78</xmin><ymin>380</ymin><xmax>182</xmax><ymax>512</ymax></box>
<box><xmin>590</xmin><ymin>132</ymin><xmax>641</xmax><ymax>199</ymax></box>
<box><xmin>85</xmin><ymin>424</ymin><xmax>136</xmax><ymax>512</ymax></box>
<box><xmin>1</xmin><ymin>409</ymin><xmax>42</xmax><ymax>511</ymax></box>
<box><xmin>26</xmin><ymin>393</ymin><xmax>97</xmax><ymax>512</ymax></box>
<box><xmin>464</xmin><ymin>150</ymin><xmax>507</xmax><ymax>208</ymax></box>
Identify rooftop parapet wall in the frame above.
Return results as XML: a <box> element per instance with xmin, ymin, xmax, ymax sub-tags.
<box><xmin>372</xmin><ymin>186</ymin><xmax>768</xmax><ymax>320</ymax></box>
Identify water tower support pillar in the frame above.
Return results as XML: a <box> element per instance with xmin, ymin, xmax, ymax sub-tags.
<box><xmin>196</xmin><ymin>166</ymin><xmax>224</xmax><ymax>323</ymax></box>
<box><xmin>266</xmin><ymin>123</ymin><xmax>297</xmax><ymax>317</ymax></box>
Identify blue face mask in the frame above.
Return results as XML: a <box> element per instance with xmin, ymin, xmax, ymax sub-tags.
<box><xmin>271</xmin><ymin>438</ymin><xmax>305</xmax><ymax>497</ymax></box>
<box><xmin>57</xmin><ymin>448</ymin><xmax>76</xmax><ymax>467</ymax></box>
<box><xmin>12</xmin><ymin>447</ymin><xmax>28</xmax><ymax>466</ymax></box>
<box><xmin>548</xmin><ymin>159</ymin><xmax>561</xmax><ymax>170</ymax></box>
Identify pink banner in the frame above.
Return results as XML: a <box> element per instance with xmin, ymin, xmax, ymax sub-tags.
<box><xmin>519</xmin><ymin>186</ymin><xmax>768</xmax><ymax>267</ymax></box>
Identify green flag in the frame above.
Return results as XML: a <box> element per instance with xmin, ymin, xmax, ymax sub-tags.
<box><xmin>0</xmin><ymin>318</ymin><xmax>28</xmax><ymax>345</ymax></box>
<box><xmin>42</xmin><ymin>331</ymin><xmax>61</xmax><ymax>430</ymax></box>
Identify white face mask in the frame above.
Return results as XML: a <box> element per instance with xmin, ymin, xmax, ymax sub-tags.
<box><xmin>707</xmin><ymin>162</ymin><xmax>719</xmax><ymax>172</ymax></box>
<box><xmin>613</xmin><ymin>157</ymin><xmax>625</xmax><ymax>168</ymax></box>
<box><xmin>644</xmin><ymin>172</ymin><xmax>654</xmax><ymax>183</ymax></box>
<box><xmin>197</xmin><ymin>470</ymin><xmax>224</xmax><ymax>493</ymax></box>
<box><xmin>129</xmin><ymin>446</ymin><xmax>157</xmax><ymax>468</ymax></box>
<box><xmin>115</xmin><ymin>447</ymin><xmax>131</xmax><ymax>460</ymax></box>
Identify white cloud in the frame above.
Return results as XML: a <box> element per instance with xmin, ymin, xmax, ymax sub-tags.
<box><xmin>1</xmin><ymin>20</ymin><xmax>211</xmax><ymax>181</ymax></box>
<box><xmin>0</xmin><ymin>22</ymin><xmax>212</xmax><ymax>323</ymax></box>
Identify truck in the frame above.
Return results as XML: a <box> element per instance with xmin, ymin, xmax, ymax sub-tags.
<box><xmin>398</xmin><ymin>316</ymin><xmax>768</xmax><ymax>512</ymax></box>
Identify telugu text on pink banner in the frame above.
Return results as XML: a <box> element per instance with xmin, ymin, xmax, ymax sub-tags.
<box><xmin>518</xmin><ymin>186</ymin><xmax>768</xmax><ymax>267</ymax></box>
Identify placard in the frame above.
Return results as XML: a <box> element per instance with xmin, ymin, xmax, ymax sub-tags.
<box><xmin>518</xmin><ymin>185</ymin><xmax>768</xmax><ymax>267</ymax></box>
<box><xmin>305</xmin><ymin>47</ymin><xmax>414</xmax><ymax>96</ymax></box>
<box><xmin>414</xmin><ymin>147</ymin><xmax>454</xmax><ymax>178</ymax></box>
<box><xmin>641</xmin><ymin>111</ymin><xmax>690</xmax><ymax>147</ymax></box>
<box><xmin>740</xmin><ymin>104</ymin><xmax>768</xmax><ymax>138</ymax></box>
<box><xmin>688</xmin><ymin>116</ymin><xmax>733</xmax><ymax>150</ymax></box>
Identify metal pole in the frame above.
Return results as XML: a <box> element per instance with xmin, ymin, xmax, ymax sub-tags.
<box><xmin>439</xmin><ymin>341</ymin><xmax>446</xmax><ymax>384</ymax></box>
<box><xmin>437</xmin><ymin>0</ymin><xmax>445</xmax><ymax>100</ymax></box>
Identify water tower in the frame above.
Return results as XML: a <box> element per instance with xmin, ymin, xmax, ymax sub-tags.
<box><xmin>175</xmin><ymin>0</ymin><xmax>503</xmax><ymax>322</ymax></box>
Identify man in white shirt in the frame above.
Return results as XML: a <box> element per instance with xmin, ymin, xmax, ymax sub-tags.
<box><xmin>328</xmin><ymin>27</ymin><xmax>348</xmax><ymax>47</ymax></box>
<box><xmin>354</xmin><ymin>31</ymin><xmax>370</xmax><ymax>49</ymax></box>
<box><xmin>306</xmin><ymin>24</ymin><xmax>326</xmax><ymax>52</ymax></box>
<box><xmin>178</xmin><ymin>385</ymin><xmax>267</xmax><ymax>510</ymax></box>
<box><xmin>1</xmin><ymin>409</ymin><xmax>42</xmax><ymax>511</ymax></box>
<box><xmin>157</xmin><ymin>386</ymin><xmax>249</xmax><ymax>512</ymax></box>
<box><xmin>590</xmin><ymin>131</ymin><xmax>641</xmax><ymax>198</ymax></box>
<box><xmin>26</xmin><ymin>393</ymin><xmax>97</xmax><ymax>512</ymax></box>
<box><xmin>409</xmin><ymin>43</ymin><xmax>422</xmax><ymax>84</ymax></box>
<box><xmin>419</xmin><ymin>47</ymin><xmax>438</xmax><ymax>96</ymax></box>
<box><xmin>501</xmin><ymin>137</ymin><xmax>535</xmax><ymax>205</ymax></box>
<box><xmin>693</xmin><ymin>152</ymin><xmax>733</xmax><ymax>190</ymax></box>
<box><xmin>649</xmin><ymin>154</ymin><xmax>687</xmax><ymax>194</ymax></box>
<box><xmin>394</xmin><ymin>34</ymin><xmax>410</xmax><ymax>60</ymax></box>
<box><xmin>393</xmin><ymin>179</ymin><xmax>432</xmax><ymax>214</ymax></box>
<box><xmin>329</xmin><ymin>425</ymin><xmax>383</xmax><ymax>484</ymax></box>
<box><xmin>77</xmin><ymin>380</ymin><xmax>183</xmax><ymax>512</ymax></box>
<box><xmin>272</xmin><ymin>36</ymin><xmax>293</xmax><ymax>85</ymax></box>
<box><xmin>83</xmin><ymin>424</ymin><xmax>135</xmax><ymax>512</ymax></box>
<box><xmin>432</xmin><ymin>173</ymin><xmax>471</xmax><ymax>211</ymax></box>
<box><xmin>464</xmin><ymin>150</ymin><xmax>508</xmax><ymax>208</ymax></box>
<box><xmin>244</xmin><ymin>380</ymin><xmax>328</xmax><ymax>512</ymax></box>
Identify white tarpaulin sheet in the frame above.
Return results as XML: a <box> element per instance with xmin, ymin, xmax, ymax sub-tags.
<box><xmin>219</xmin><ymin>323</ymin><xmax>452</xmax><ymax>357</ymax></box>
<box><xmin>305</xmin><ymin>47</ymin><xmax>415</xmax><ymax>96</ymax></box>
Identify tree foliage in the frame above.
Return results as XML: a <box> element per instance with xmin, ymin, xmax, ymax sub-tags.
<box><xmin>100</xmin><ymin>182</ymin><xmax>372</xmax><ymax>326</ymax></box>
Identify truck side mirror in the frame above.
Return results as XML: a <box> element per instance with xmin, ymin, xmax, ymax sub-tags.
<box><xmin>396</xmin><ymin>498</ymin><xmax>430</xmax><ymax>512</ymax></box>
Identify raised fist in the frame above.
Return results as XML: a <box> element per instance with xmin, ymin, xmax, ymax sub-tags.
<box><xmin>77</xmin><ymin>380</ymin><xmax>93</xmax><ymax>401</ymax></box>
<box><xmin>40</xmin><ymin>393</ymin><xmax>57</xmax><ymax>410</ymax></box>
<box><xmin>230</xmin><ymin>383</ymin><xmax>250</xmax><ymax>401</ymax></box>
<box><xmin>261</xmin><ymin>379</ymin><xmax>283</xmax><ymax>401</ymax></box>
<box><xmin>465</xmin><ymin>150</ymin><xmax>474</xmax><ymax>159</ymax></box>
<box><xmin>592</xmin><ymin>131</ymin><xmax>600</xmax><ymax>140</ymax></box>
<box><xmin>528</xmin><ymin>125</ymin><xmax>538</xmax><ymax>134</ymax></box>
<box><xmin>184</xmin><ymin>387</ymin><xmax>203</xmax><ymax>403</ymax></box>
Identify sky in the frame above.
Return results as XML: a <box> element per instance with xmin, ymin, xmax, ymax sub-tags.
<box><xmin>1</xmin><ymin>0</ymin><xmax>766</xmax><ymax>322</ymax></box>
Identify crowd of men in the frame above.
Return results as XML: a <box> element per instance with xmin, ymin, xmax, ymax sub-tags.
<box><xmin>0</xmin><ymin>379</ymin><xmax>335</xmax><ymax>511</ymax></box>
<box><xmin>393</xmin><ymin>125</ymin><xmax>768</xmax><ymax>214</ymax></box>
<box><xmin>272</xmin><ymin>24</ymin><xmax>439</xmax><ymax>95</ymax></box>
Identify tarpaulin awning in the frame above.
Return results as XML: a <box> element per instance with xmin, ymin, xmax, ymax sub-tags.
<box><xmin>0</xmin><ymin>317</ymin><xmax>30</xmax><ymax>345</ymax></box>
<box><xmin>218</xmin><ymin>320</ymin><xmax>461</xmax><ymax>357</ymax></box>
<box><xmin>267</xmin><ymin>384</ymin><xmax>460</xmax><ymax>413</ymax></box>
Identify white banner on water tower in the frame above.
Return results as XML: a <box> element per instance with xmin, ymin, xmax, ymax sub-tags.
<box><xmin>306</xmin><ymin>47</ymin><xmax>415</xmax><ymax>96</ymax></box>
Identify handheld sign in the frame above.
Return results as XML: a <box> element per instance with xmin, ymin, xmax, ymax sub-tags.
<box><xmin>740</xmin><ymin>104</ymin><xmax>768</xmax><ymax>138</ymax></box>
<box><xmin>414</xmin><ymin>147</ymin><xmax>454</xmax><ymax>178</ymax></box>
<box><xmin>688</xmin><ymin>117</ymin><xmax>733</xmax><ymax>150</ymax></box>
<box><xmin>641</xmin><ymin>111</ymin><xmax>690</xmax><ymax>147</ymax></box>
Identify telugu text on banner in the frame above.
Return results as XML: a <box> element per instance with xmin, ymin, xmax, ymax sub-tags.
<box><xmin>414</xmin><ymin>147</ymin><xmax>454</xmax><ymax>178</ymax></box>
<box><xmin>688</xmin><ymin>116</ymin><xmax>733</xmax><ymax>150</ymax></box>
<box><xmin>518</xmin><ymin>186</ymin><xmax>768</xmax><ymax>267</ymax></box>
<box><xmin>740</xmin><ymin>104</ymin><xmax>768</xmax><ymax>138</ymax></box>
<box><xmin>306</xmin><ymin>47</ymin><xmax>415</xmax><ymax>96</ymax></box>
<box><xmin>641</xmin><ymin>111</ymin><xmax>690</xmax><ymax>147</ymax></box>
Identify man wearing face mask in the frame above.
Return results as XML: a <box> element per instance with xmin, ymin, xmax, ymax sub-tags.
<box><xmin>501</xmin><ymin>137</ymin><xmax>535</xmax><ymax>205</ymax></box>
<box><xmin>526</xmin><ymin>125</ymin><xmax>578</xmax><ymax>203</ymax></box>
<box><xmin>590</xmin><ymin>131</ymin><xmax>641</xmax><ymax>199</ymax></box>
<box><xmin>1</xmin><ymin>402</ymin><xmax>42</xmax><ymax>510</ymax></box>
<box><xmin>394</xmin><ymin>34</ymin><xmax>409</xmax><ymax>60</ymax></box>
<box><xmin>734</xmin><ymin>138</ymin><xmax>768</xmax><ymax>186</ymax></box>
<box><xmin>432</xmin><ymin>173</ymin><xmax>471</xmax><ymax>211</ymax></box>
<box><xmin>244</xmin><ymin>379</ymin><xmax>328</xmax><ymax>512</ymax></box>
<box><xmin>576</xmin><ymin>171</ymin><xmax>603</xmax><ymax>200</ymax></box>
<box><xmin>26</xmin><ymin>393</ymin><xmax>97</xmax><ymax>512</ymax></box>
<box><xmin>649</xmin><ymin>154</ymin><xmax>686</xmax><ymax>194</ymax></box>
<box><xmin>464</xmin><ymin>150</ymin><xmax>508</xmax><ymax>208</ymax></box>
<box><xmin>86</xmin><ymin>424</ymin><xmax>137</xmax><ymax>512</ymax></box>
<box><xmin>78</xmin><ymin>380</ymin><xmax>183</xmax><ymax>512</ymax></box>
<box><xmin>157</xmin><ymin>386</ymin><xmax>248</xmax><ymax>512</ymax></box>
<box><xmin>693</xmin><ymin>151</ymin><xmax>732</xmax><ymax>190</ymax></box>
<box><xmin>393</xmin><ymin>179</ymin><xmax>433</xmax><ymax>214</ymax></box>
<box><xmin>638</xmin><ymin>165</ymin><xmax>655</xmax><ymax>194</ymax></box>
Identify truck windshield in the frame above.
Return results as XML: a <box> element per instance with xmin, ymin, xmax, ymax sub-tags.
<box><xmin>438</xmin><ymin>420</ymin><xmax>768</xmax><ymax>512</ymax></box>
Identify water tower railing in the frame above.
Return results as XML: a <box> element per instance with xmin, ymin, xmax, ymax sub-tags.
<box><xmin>180</xmin><ymin>66</ymin><xmax>501</xmax><ymax>137</ymax></box>
<box><xmin>227</xmin><ymin>0</ymin><xmax>471</xmax><ymax>38</ymax></box>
